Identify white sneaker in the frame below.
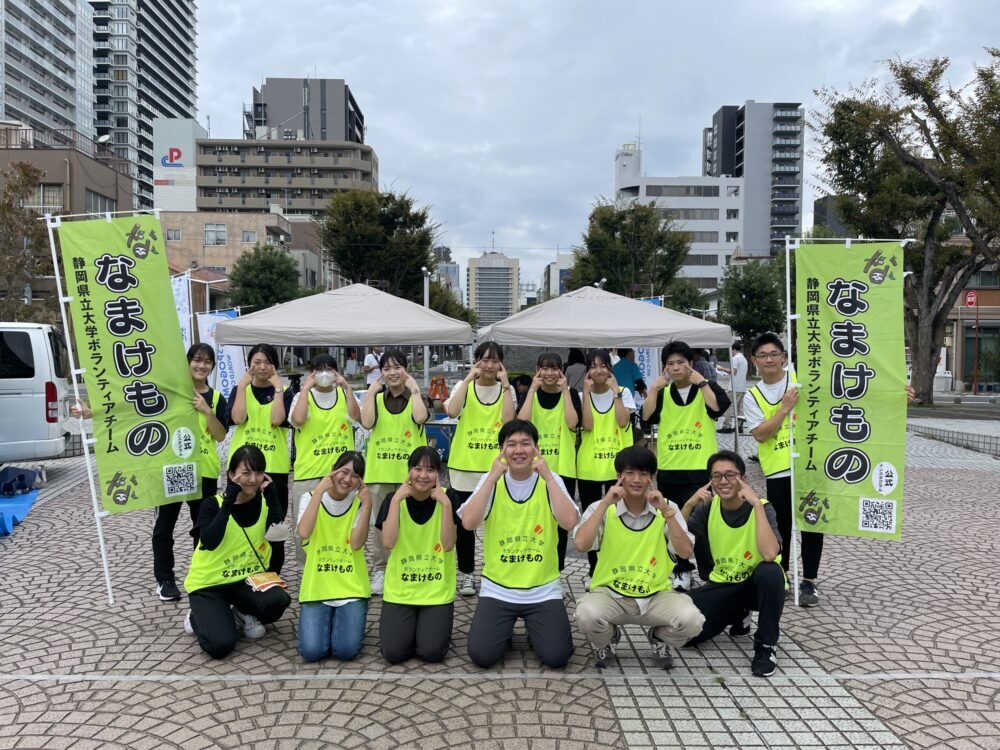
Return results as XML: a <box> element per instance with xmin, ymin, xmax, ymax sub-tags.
<box><xmin>583</xmin><ymin>575</ymin><xmax>592</xmax><ymax>591</ymax></box>
<box><xmin>232</xmin><ymin>608</ymin><xmax>266</xmax><ymax>639</ymax></box>
<box><xmin>672</xmin><ymin>570</ymin><xmax>694</xmax><ymax>591</ymax></box>
<box><xmin>183</xmin><ymin>609</ymin><xmax>194</xmax><ymax>635</ymax></box>
<box><xmin>458</xmin><ymin>573</ymin><xmax>476</xmax><ymax>596</ymax></box>
<box><xmin>371</xmin><ymin>570</ymin><xmax>385</xmax><ymax>596</ymax></box>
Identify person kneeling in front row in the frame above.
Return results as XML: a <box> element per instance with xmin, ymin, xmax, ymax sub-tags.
<box><xmin>459</xmin><ymin>419</ymin><xmax>581</xmax><ymax>669</ymax></box>
<box><xmin>183</xmin><ymin>445</ymin><xmax>291</xmax><ymax>659</ymax></box>
<box><xmin>573</xmin><ymin>445</ymin><xmax>705</xmax><ymax>669</ymax></box>
<box><xmin>682</xmin><ymin>450</ymin><xmax>784</xmax><ymax>678</ymax></box>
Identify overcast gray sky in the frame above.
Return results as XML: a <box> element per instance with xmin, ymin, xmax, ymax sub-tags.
<box><xmin>197</xmin><ymin>0</ymin><xmax>1000</xmax><ymax>284</ymax></box>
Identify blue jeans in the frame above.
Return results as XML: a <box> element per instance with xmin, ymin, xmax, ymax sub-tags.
<box><xmin>298</xmin><ymin>599</ymin><xmax>368</xmax><ymax>662</ymax></box>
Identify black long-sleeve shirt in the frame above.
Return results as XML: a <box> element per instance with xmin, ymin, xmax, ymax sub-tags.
<box><xmin>196</xmin><ymin>482</ymin><xmax>283</xmax><ymax>550</ymax></box>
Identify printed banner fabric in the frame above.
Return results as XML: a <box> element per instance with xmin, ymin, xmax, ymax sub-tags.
<box><xmin>171</xmin><ymin>272</ymin><xmax>192</xmax><ymax>351</ymax></box>
<box><xmin>793</xmin><ymin>241</ymin><xmax>906</xmax><ymax>540</ymax></box>
<box><xmin>60</xmin><ymin>215</ymin><xmax>202</xmax><ymax>514</ymax></box>
<box><xmin>196</xmin><ymin>309</ymin><xmax>240</xmax><ymax>392</ymax></box>
<box><xmin>636</xmin><ymin>297</ymin><xmax>663</xmax><ymax>385</ymax></box>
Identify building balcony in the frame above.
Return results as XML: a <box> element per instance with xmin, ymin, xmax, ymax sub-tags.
<box><xmin>770</xmin><ymin>217</ymin><xmax>799</xmax><ymax>228</ymax></box>
<box><xmin>770</xmin><ymin>232</ymin><xmax>795</xmax><ymax>241</ymax></box>
<box><xmin>772</xmin><ymin>164</ymin><xmax>800</xmax><ymax>174</ymax></box>
<box><xmin>771</xmin><ymin>204</ymin><xmax>799</xmax><ymax>216</ymax></box>
<box><xmin>772</xmin><ymin>123</ymin><xmax>801</xmax><ymax>134</ymax></box>
<box><xmin>772</xmin><ymin>150</ymin><xmax>800</xmax><ymax>161</ymax></box>
<box><xmin>771</xmin><ymin>190</ymin><xmax>799</xmax><ymax>201</ymax></box>
<box><xmin>772</xmin><ymin>176</ymin><xmax>799</xmax><ymax>186</ymax></box>
<box><xmin>773</xmin><ymin>108</ymin><xmax>801</xmax><ymax>119</ymax></box>
<box><xmin>772</xmin><ymin>138</ymin><xmax>801</xmax><ymax>147</ymax></box>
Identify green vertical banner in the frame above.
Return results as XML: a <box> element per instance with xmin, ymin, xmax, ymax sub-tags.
<box><xmin>794</xmin><ymin>241</ymin><xmax>906</xmax><ymax>540</ymax></box>
<box><xmin>59</xmin><ymin>215</ymin><xmax>201</xmax><ymax>514</ymax></box>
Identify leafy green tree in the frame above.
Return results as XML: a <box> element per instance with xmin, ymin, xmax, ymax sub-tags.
<box><xmin>430</xmin><ymin>279</ymin><xmax>476</xmax><ymax>326</ymax></box>
<box><xmin>0</xmin><ymin>161</ymin><xmax>55</xmax><ymax>322</ymax></box>
<box><xmin>717</xmin><ymin>260</ymin><xmax>785</xmax><ymax>346</ymax></box>
<box><xmin>568</xmin><ymin>200</ymin><xmax>689</xmax><ymax>296</ymax></box>
<box><xmin>318</xmin><ymin>190</ymin><xmax>437</xmax><ymax>303</ymax></box>
<box><xmin>228</xmin><ymin>244</ymin><xmax>301</xmax><ymax>311</ymax></box>
<box><xmin>664</xmin><ymin>277</ymin><xmax>706</xmax><ymax>316</ymax></box>
<box><xmin>814</xmin><ymin>51</ymin><xmax>1000</xmax><ymax>402</ymax></box>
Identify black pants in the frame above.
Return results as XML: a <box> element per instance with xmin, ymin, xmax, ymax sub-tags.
<box><xmin>557</xmin><ymin>475</ymin><xmax>575</xmax><ymax>571</ymax></box>
<box><xmin>188</xmin><ymin>581</ymin><xmax>291</xmax><ymax>659</ymax></box>
<box><xmin>448</xmin><ymin>489</ymin><xmax>477</xmax><ymax>575</ymax></box>
<box><xmin>576</xmin><ymin>478</ymin><xmax>613</xmax><ymax>576</ymax></box>
<box><xmin>467</xmin><ymin>596</ymin><xmax>573</xmax><ymax>668</ymax></box>
<box><xmin>267</xmin><ymin>472</ymin><xmax>289</xmax><ymax>574</ymax></box>
<box><xmin>379</xmin><ymin>601</ymin><xmax>453</xmax><ymax>664</ymax></box>
<box><xmin>658</xmin><ymin>473</ymin><xmax>709</xmax><ymax>575</ymax></box>
<box><xmin>687</xmin><ymin>562</ymin><xmax>785</xmax><ymax>648</ymax></box>
<box><xmin>767</xmin><ymin>476</ymin><xmax>824</xmax><ymax>580</ymax></box>
<box><xmin>152</xmin><ymin>477</ymin><xmax>215</xmax><ymax>584</ymax></box>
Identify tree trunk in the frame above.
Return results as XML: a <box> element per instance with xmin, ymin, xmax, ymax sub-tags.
<box><xmin>908</xmin><ymin>313</ymin><xmax>941</xmax><ymax>404</ymax></box>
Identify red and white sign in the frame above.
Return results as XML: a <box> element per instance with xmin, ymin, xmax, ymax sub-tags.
<box><xmin>966</xmin><ymin>290</ymin><xmax>978</xmax><ymax>307</ymax></box>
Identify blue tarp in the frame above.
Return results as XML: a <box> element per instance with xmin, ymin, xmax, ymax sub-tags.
<box><xmin>0</xmin><ymin>489</ymin><xmax>40</xmax><ymax>536</ymax></box>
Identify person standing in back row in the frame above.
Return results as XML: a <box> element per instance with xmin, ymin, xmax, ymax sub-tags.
<box><xmin>717</xmin><ymin>342</ymin><xmax>748</xmax><ymax>434</ymax></box>
<box><xmin>642</xmin><ymin>341</ymin><xmax>730</xmax><ymax>591</ymax></box>
<box><xmin>363</xmin><ymin>346</ymin><xmax>383</xmax><ymax>386</ymax></box>
<box><xmin>445</xmin><ymin>342</ymin><xmax>516</xmax><ymax>596</ymax></box>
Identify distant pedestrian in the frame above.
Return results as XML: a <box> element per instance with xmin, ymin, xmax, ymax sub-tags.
<box><xmin>363</xmin><ymin>346</ymin><xmax>384</xmax><ymax>386</ymax></box>
<box><xmin>717</xmin><ymin>343</ymin><xmax>748</xmax><ymax>433</ymax></box>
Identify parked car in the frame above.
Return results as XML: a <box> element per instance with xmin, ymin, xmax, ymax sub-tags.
<box><xmin>0</xmin><ymin>323</ymin><xmax>72</xmax><ymax>462</ymax></box>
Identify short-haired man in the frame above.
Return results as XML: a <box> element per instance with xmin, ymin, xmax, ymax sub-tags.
<box><xmin>642</xmin><ymin>341</ymin><xmax>731</xmax><ymax>590</ymax></box>
<box><xmin>682</xmin><ymin>450</ymin><xmax>784</xmax><ymax>677</ymax></box>
<box><xmin>459</xmin><ymin>419</ymin><xmax>580</xmax><ymax>668</ymax></box>
<box><xmin>573</xmin><ymin>446</ymin><xmax>705</xmax><ymax>669</ymax></box>
<box><xmin>363</xmin><ymin>346</ymin><xmax>384</xmax><ymax>386</ymax></box>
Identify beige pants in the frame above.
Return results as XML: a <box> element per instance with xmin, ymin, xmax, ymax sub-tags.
<box><xmin>576</xmin><ymin>587</ymin><xmax>705</xmax><ymax>648</ymax></box>
<box><xmin>365</xmin><ymin>482</ymin><xmax>400</xmax><ymax>572</ymax></box>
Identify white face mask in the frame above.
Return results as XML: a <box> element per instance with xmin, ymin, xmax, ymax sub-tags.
<box><xmin>314</xmin><ymin>371</ymin><xmax>335</xmax><ymax>387</ymax></box>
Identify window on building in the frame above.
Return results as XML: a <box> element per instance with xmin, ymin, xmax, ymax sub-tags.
<box><xmin>726</xmin><ymin>232</ymin><xmax>739</xmax><ymax>243</ymax></box>
<box><xmin>165</xmin><ymin>228</ymin><xmax>181</xmax><ymax>241</ymax></box>
<box><xmin>646</xmin><ymin>184</ymin><xmax>720</xmax><ymax>197</ymax></box>
<box><xmin>85</xmin><ymin>189</ymin><xmax>116</xmax><ymax>214</ymax></box>
<box><xmin>686</xmin><ymin>231</ymin><xmax>720</xmax><ymax>243</ymax></box>
<box><xmin>204</xmin><ymin>223</ymin><xmax>227</xmax><ymax>246</ymax></box>
<box><xmin>31</xmin><ymin>184</ymin><xmax>64</xmax><ymax>210</ymax></box>
<box><xmin>686</xmin><ymin>254</ymin><xmax>719</xmax><ymax>266</ymax></box>
<box><xmin>970</xmin><ymin>266</ymin><xmax>999</xmax><ymax>288</ymax></box>
<box><xmin>688</xmin><ymin>277</ymin><xmax>719</xmax><ymax>289</ymax></box>
<box><xmin>661</xmin><ymin>208</ymin><xmax>720</xmax><ymax>221</ymax></box>
<box><xmin>726</xmin><ymin>209</ymin><xmax>739</xmax><ymax>220</ymax></box>
<box><xmin>726</xmin><ymin>186</ymin><xmax>740</xmax><ymax>197</ymax></box>
<box><xmin>241</xmin><ymin>230</ymin><xmax>257</xmax><ymax>244</ymax></box>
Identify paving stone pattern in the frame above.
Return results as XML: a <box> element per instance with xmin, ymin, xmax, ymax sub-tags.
<box><xmin>0</xmin><ymin>429</ymin><xmax>997</xmax><ymax>748</ymax></box>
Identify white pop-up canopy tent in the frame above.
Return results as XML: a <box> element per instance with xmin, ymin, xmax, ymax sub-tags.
<box><xmin>215</xmin><ymin>283</ymin><xmax>474</xmax><ymax>346</ymax></box>
<box><xmin>478</xmin><ymin>286</ymin><xmax>733</xmax><ymax>347</ymax></box>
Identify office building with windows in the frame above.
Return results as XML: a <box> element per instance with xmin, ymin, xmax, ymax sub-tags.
<box><xmin>92</xmin><ymin>0</ymin><xmax>198</xmax><ymax>210</ymax></box>
<box><xmin>467</xmin><ymin>252</ymin><xmax>519</xmax><ymax>327</ymax></box>
<box><xmin>542</xmin><ymin>251</ymin><xmax>574</xmax><ymax>300</ymax></box>
<box><xmin>702</xmin><ymin>100</ymin><xmax>804</xmax><ymax>256</ymax></box>
<box><xmin>615</xmin><ymin>144</ymin><xmax>742</xmax><ymax>292</ymax></box>
<box><xmin>0</xmin><ymin>1</ymin><xmax>95</xmax><ymax>135</ymax></box>
<box><xmin>243</xmin><ymin>78</ymin><xmax>365</xmax><ymax>144</ymax></box>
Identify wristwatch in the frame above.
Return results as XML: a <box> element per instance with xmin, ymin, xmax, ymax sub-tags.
<box><xmin>614</xmin><ymin>391</ymin><xmax>623</xmax><ymax>399</ymax></box>
<box><xmin>697</xmin><ymin>381</ymin><xmax>710</xmax><ymax>388</ymax></box>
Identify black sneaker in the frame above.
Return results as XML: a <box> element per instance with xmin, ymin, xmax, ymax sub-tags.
<box><xmin>729</xmin><ymin>610</ymin><xmax>752</xmax><ymax>637</ymax></box>
<box><xmin>751</xmin><ymin>643</ymin><xmax>777</xmax><ymax>677</ymax></box>
<box><xmin>594</xmin><ymin>625</ymin><xmax>621</xmax><ymax>668</ymax></box>
<box><xmin>748</xmin><ymin>455</ymin><xmax>760</xmax><ymax>463</ymax></box>
<box><xmin>798</xmin><ymin>581</ymin><xmax>820</xmax><ymax>608</ymax></box>
<box><xmin>717</xmin><ymin>426</ymin><xmax>735</xmax><ymax>434</ymax></box>
<box><xmin>157</xmin><ymin>579</ymin><xmax>181</xmax><ymax>601</ymax></box>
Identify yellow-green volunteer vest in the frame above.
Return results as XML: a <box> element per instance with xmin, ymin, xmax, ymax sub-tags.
<box><xmin>747</xmin><ymin>371</ymin><xmax>797</xmax><ymax>478</ymax></box>
<box><xmin>299</xmin><ymin>494</ymin><xmax>370</xmax><ymax>602</ymax></box>
<box><xmin>590</xmin><ymin>504</ymin><xmax>674</xmax><ymax>596</ymax></box>
<box><xmin>383</xmin><ymin>500</ymin><xmax>456</xmax><ymax>605</ymax></box>
<box><xmin>197</xmin><ymin>389</ymin><xmax>222</xmax><ymax>481</ymax></box>
<box><xmin>363</xmin><ymin>392</ymin><xmax>426</xmax><ymax>484</ymax></box>
<box><xmin>293</xmin><ymin>389</ymin><xmax>356</xmax><ymax>480</ymax></box>
<box><xmin>577</xmin><ymin>389</ymin><xmax>629</xmax><ymax>481</ymax></box>
<box><xmin>228</xmin><ymin>387</ymin><xmax>291</xmax><ymax>473</ymax></box>
<box><xmin>448</xmin><ymin>384</ymin><xmax>505</xmax><ymax>472</ymax></box>
<box><xmin>184</xmin><ymin>494</ymin><xmax>271</xmax><ymax>593</ymax></box>
<box><xmin>656</xmin><ymin>385</ymin><xmax>716</xmax><ymax>471</ymax></box>
<box><xmin>531</xmin><ymin>391</ymin><xmax>577</xmax><ymax>478</ymax></box>
<box><xmin>706</xmin><ymin>496</ymin><xmax>781</xmax><ymax>584</ymax></box>
<box><xmin>482</xmin><ymin>475</ymin><xmax>560</xmax><ymax>589</ymax></box>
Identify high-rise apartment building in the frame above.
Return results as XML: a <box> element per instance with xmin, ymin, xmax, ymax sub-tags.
<box><xmin>702</xmin><ymin>100</ymin><xmax>803</xmax><ymax>256</ymax></box>
<box><xmin>467</xmin><ymin>252</ymin><xmax>519</xmax><ymax>327</ymax></box>
<box><xmin>616</xmin><ymin>144</ymin><xmax>742</xmax><ymax>292</ymax></box>
<box><xmin>542</xmin><ymin>251</ymin><xmax>574</xmax><ymax>300</ymax></box>
<box><xmin>0</xmin><ymin>1</ymin><xmax>95</xmax><ymax>134</ymax></box>
<box><xmin>243</xmin><ymin>78</ymin><xmax>364</xmax><ymax>144</ymax></box>
<box><xmin>92</xmin><ymin>0</ymin><xmax>198</xmax><ymax>210</ymax></box>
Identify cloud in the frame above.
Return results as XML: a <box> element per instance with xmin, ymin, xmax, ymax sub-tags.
<box><xmin>197</xmin><ymin>0</ymin><xmax>1000</xmax><ymax>283</ymax></box>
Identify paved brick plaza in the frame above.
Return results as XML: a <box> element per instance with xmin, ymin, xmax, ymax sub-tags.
<box><xmin>1</xmin><ymin>429</ymin><xmax>998</xmax><ymax>749</ymax></box>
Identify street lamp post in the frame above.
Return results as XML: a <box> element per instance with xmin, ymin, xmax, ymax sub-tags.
<box><xmin>421</xmin><ymin>266</ymin><xmax>432</xmax><ymax>389</ymax></box>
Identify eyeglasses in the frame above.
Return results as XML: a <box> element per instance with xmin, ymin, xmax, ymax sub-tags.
<box><xmin>710</xmin><ymin>471</ymin><xmax>741</xmax><ymax>482</ymax></box>
<box><xmin>754</xmin><ymin>352</ymin><xmax>783</xmax><ymax>361</ymax></box>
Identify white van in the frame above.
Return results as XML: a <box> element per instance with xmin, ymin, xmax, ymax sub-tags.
<box><xmin>0</xmin><ymin>323</ymin><xmax>71</xmax><ymax>462</ymax></box>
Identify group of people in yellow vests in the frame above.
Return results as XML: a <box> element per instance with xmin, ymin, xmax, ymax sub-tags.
<box><xmin>169</xmin><ymin>335</ymin><xmax>807</xmax><ymax>678</ymax></box>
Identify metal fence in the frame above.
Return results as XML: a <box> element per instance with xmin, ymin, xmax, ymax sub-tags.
<box><xmin>907</xmin><ymin>424</ymin><xmax>1000</xmax><ymax>458</ymax></box>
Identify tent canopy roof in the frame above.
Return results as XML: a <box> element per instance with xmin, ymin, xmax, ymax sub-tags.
<box><xmin>215</xmin><ymin>284</ymin><xmax>474</xmax><ymax>346</ymax></box>
<box><xmin>478</xmin><ymin>286</ymin><xmax>733</xmax><ymax>348</ymax></box>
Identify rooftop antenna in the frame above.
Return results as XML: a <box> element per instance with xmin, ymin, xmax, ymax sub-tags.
<box><xmin>491</xmin><ymin>230</ymin><xmax>495</xmax><ymax>252</ymax></box>
<box><xmin>206</xmin><ymin>114</ymin><xmax>210</xmax><ymax>137</ymax></box>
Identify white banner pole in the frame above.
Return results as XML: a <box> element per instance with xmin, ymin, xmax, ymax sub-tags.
<box><xmin>785</xmin><ymin>234</ymin><xmax>801</xmax><ymax>607</ymax></box>
<box><xmin>45</xmin><ymin>213</ymin><xmax>115</xmax><ymax>605</ymax></box>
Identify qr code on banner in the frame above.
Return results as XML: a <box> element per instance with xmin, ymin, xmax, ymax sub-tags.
<box><xmin>163</xmin><ymin>462</ymin><xmax>197</xmax><ymax>497</ymax></box>
<box><xmin>859</xmin><ymin>497</ymin><xmax>897</xmax><ymax>533</ymax></box>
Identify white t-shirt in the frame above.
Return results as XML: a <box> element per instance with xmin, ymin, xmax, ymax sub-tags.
<box><xmin>457</xmin><ymin>471</ymin><xmax>578</xmax><ymax>604</ymax></box>
<box><xmin>363</xmin><ymin>353</ymin><xmax>381</xmax><ymax>385</ymax></box>
<box><xmin>288</xmin><ymin>388</ymin><xmax>360</xmax><ymax>429</ymax></box>
<box><xmin>582</xmin><ymin>387</ymin><xmax>637</xmax><ymax>413</ymax></box>
<box><xmin>743</xmin><ymin>377</ymin><xmax>790</xmax><ymax>479</ymax></box>
<box><xmin>731</xmin><ymin>353</ymin><xmax>748</xmax><ymax>392</ymax></box>
<box><xmin>444</xmin><ymin>380</ymin><xmax>517</xmax><ymax>492</ymax></box>
<box><xmin>296</xmin><ymin>489</ymin><xmax>364</xmax><ymax>607</ymax></box>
